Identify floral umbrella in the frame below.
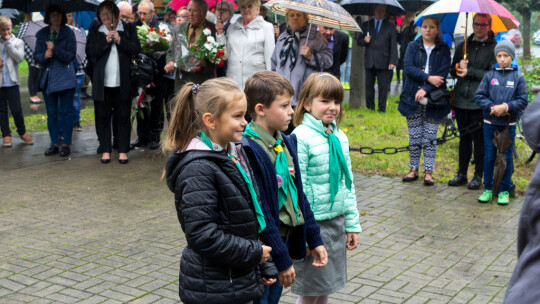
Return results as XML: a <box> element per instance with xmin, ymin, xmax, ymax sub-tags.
<box><xmin>264</xmin><ymin>0</ymin><xmax>361</xmax><ymax>32</ymax></box>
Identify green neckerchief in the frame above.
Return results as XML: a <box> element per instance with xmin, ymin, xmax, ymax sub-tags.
<box><xmin>198</xmin><ymin>131</ymin><xmax>266</xmax><ymax>233</ymax></box>
<box><xmin>230</xmin><ymin>155</ymin><xmax>266</xmax><ymax>233</ymax></box>
<box><xmin>50</xmin><ymin>30</ymin><xmax>58</xmax><ymax>43</ymax></box>
<box><xmin>304</xmin><ymin>114</ymin><xmax>352</xmax><ymax>207</ymax></box>
<box><xmin>243</xmin><ymin>123</ymin><xmax>299</xmax><ymax>221</ymax></box>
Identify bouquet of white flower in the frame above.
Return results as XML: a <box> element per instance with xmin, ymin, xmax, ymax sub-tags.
<box><xmin>136</xmin><ymin>22</ymin><xmax>172</xmax><ymax>53</ymax></box>
<box><xmin>187</xmin><ymin>27</ymin><xmax>226</xmax><ymax>68</ymax></box>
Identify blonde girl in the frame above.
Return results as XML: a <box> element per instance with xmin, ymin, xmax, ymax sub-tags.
<box><xmin>291</xmin><ymin>73</ymin><xmax>361</xmax><ymax>304</ymax></box>
<box><xmin>162</xmin><ymin>78</ymin><xmax>274</xmax><ymax>304</ymax></box>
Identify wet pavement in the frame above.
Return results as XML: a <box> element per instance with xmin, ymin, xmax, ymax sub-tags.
<box><xmin>0</xmin><ymin>126</ymin><xmax>524</xmax><ymax>303</ymax></box>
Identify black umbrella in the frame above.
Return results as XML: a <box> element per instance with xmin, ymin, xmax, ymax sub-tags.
<box><xmin>0</xmin><ymin>0</ymin><xmax>101</xmax><ymax>13</ymax></box>
<box><xmin>340</xmin><ymin>0</ymin><xmax>405</xmax><ymax>16</ymax></box>
<box><xmin>492</xmin><ymin>126</ymin><xmax>513</xmax><ymax>200</ymax></box>
<box><xmin>398</xmin><ymin>0</ymin><xmax>437</xmax><ymax>12</ymax></box>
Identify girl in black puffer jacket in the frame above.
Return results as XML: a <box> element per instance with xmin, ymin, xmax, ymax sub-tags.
<box><xmin>163</xmin><ymin>78</ymin><xmax>275</xmax><ymax>304</ymax></box>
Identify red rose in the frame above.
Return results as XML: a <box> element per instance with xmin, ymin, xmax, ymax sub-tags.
<box><xmin>219</xmin><ymin>59</ymin><xmax>225</xmax><ymax>67</ymax></box>
<box><xmin>149</xmin><ymin>28</ymin><xmax>154</xmax><ymax>32</ymax></box>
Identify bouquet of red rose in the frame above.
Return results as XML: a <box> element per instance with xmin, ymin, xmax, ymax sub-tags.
<box><xmin>137</xmin><ymin>23</ymin><xmax>172</xmax><ymax>53</ymax></box>
<box><xmin>187</xmin><ymin>27</ymin><xmax>226</xmax><ymax>67</ymax></box>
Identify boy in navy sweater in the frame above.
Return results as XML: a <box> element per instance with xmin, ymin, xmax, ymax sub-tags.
<box><xmin>241</xmin><ymin>71</ymin><xmax>327</xmax><ymax>304</ymax></box>
<box><xmin>475</xmin><ymin>40</ymin><xmax>528</xmax><ymax>205</ymax></box>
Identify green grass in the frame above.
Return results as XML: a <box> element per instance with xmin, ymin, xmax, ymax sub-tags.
<box><xmin>342</xmin><ymin>96</ymin><xmax>533</xmax><ymax>193</ymax></box>
<box><xmin>8</xmin><ymin>106</ymin><xmax>95</xmax><ymax>133</ymax></box>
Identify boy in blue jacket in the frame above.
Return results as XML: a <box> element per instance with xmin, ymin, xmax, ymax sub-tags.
<box><xmin>475</xmin><ymin>40</ymin><xmax>528</xmax><ymax>205</ymax></box>
<box><xmin>241</xmin><ymin>71</ymin><xmax>327</xmax><ymax>304</ymax></box>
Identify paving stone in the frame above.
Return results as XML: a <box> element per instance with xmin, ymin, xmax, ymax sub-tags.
<box><xmin>0</xmin><ymin>134</ymin><xmax>526</xmax><ymax>303</ymax></box>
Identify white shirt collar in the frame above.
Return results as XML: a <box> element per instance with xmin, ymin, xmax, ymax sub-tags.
<box><xmin>98</xmin><ymin>21</ymin><xmax>124</xmax><ymax>34</ymax></box>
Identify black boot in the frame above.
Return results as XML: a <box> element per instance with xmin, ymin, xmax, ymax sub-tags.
<box><xmin>468</xmin><ymin>175</ymin><xmax>482</xmax><ymax>190</ymax></box>
<box><xmin>448</xmin><ymin>172</ymin><xmax>468</xmax><ymax>186</ymax></box>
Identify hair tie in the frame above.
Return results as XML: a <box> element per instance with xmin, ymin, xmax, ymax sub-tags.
<box><xmin>191</xmin><ymin>84</ymin><xmax>200</xmax><ymax>95</ymax></box>
<box><xmin>316</xmin><ymin>73</ymin><xmax>333</xmax><ymax>78</ymax></box>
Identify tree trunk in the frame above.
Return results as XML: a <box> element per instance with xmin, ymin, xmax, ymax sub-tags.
<box><xmin>349</xmin><ymin>15</ymin><xmax>366</xmax><ymax>108</ymax></box>
<box><xmin>520</xmin><ymin>9</ymin><xmax>532</xmax><ymax>60</ymax></box>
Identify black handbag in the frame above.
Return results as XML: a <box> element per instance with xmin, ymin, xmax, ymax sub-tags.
<box><xmin>427</xmin><ymin>88</ymin><xmax>451</xmax><ymax>107</ymax></box>
<box><xmin>131</xmin><ymin>53</ymin><xmax>157</xmax><ymax>87</ymax></box>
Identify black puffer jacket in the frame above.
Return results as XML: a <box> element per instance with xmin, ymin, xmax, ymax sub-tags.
<box><xmin>450</xmin><ymin>32</ymin><xmax>496</xmax><ymax>110</ymax></box>
<box><xmin>166</xmin><ymin>148</ymin><xmax>264</xmax><ymax>304</ymax></box>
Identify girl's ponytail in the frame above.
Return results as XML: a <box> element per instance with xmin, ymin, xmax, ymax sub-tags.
<box><xmin>162</xmin><ymin>82</ymin><xmax>199</xmax><ymax>154</ymax></box>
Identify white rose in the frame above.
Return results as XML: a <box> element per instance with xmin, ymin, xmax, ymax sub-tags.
<box><xmin>203</xmin><ymin>28</ymin><xmax>212</xmax><ymax>36</ymax></box>
<box><xmin>206</xmin><ymin>36</ymin><xmax>215</xmax><ymax>43</ymax></box>
<box><xmin>212</xmin><ymin>48</ymin><xmax>217</xmax><ymax>53</ymax></box>
<box><xmin>204</xmin><ymin>43</ymin><xmax>213</xmax><ymax>50</ymax></box>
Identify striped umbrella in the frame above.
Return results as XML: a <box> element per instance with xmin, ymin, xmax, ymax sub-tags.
<box><xmin>264</xmin><ymin>0</ymin><xmax>362</xmax><ymax>32</ymax></box>
<box><xmin>414</xmin><ymin>0</ymin><xmax>520</xmax><ymax>34</ymax></box>
<box><xmin>414</xmin><ymin>0</ymin><xmax>519</xmax><ymax>61</ymax></box>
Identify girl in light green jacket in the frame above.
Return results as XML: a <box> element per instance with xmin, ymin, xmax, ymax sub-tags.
<box><xmin>291</xmin><ymin>73</ymin><xmax>361</xmax><ymax>304</ymax></box>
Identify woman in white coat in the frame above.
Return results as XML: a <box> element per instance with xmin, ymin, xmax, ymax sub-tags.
<box><xmin>216</xmin><ymin>0</ymin><xmax>275</xmax><ymax>89</ymax></box>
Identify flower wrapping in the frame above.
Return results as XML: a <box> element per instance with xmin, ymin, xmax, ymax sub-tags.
<box><xmin>137</xmin><ymin>22</ymin><xmax>172</xmax><ymax>53</ymax></box>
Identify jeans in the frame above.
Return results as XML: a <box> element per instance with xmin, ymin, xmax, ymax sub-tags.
<box><xmin>339</xmin><ymin>49</ymin><xmax>352</xmax><ymax>83</ymax></box>
<box><xmin>44</xmin><ymin>88</ymin><xmax>76</xmax><ymax>145</ymax></box>
<box><xmin>483</xmin><ymin>124</ymin><xmax>515</xmax><ymax>193</ymax></box>
<box><xmin>254</xmin><ymin>282</ymin><xmax>283</xmax><ymax>304</ymax></box>
<box><xmin>0</xmin><ymin>85</ymin><xmax>25</xmax><ymax>137</ymax></box>
<box><xmin>73</xmin><ymin>74</ymin><xmax>84</xmax><ymax>124</ymax></box>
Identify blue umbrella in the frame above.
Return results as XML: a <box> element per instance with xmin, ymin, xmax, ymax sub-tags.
<box><xmin>73</xmin><ymin>11</ymin><xmax>96</xmax><ymax>30</ymax></box>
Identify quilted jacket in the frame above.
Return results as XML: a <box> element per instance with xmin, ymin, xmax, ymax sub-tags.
<box><xmin>292</xmin><ymin>113</ymin><xmax>361</xmax><ymax>233</ymax></box>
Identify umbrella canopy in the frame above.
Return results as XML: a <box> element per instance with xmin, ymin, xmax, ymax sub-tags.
<box><xmin>73</xmin><ymin>11</ymin><xmax>97</xmax><ymax>30</ymax></box>
<box><xmin>340</xmin><ymin>0</ymin><xmax>405</xmax><ymax>16</ymax></box>
<box><xmin>398</xmin><ymin>0</ymin><xmax>437</xmax><ymax>13</ymax></box>
<box><xmin>0</xmin><ymin>8</ymin><xmax>18</xmax><ymax>18</ymax></box>
<box><xmin>67</xmin><ymin>24</ymin><xmax>87</xmax><ymax>63</ymax></box>
<box><xmin>17</xmin><ymin>20</ymin><xmax>46</xmax><ymax>52</ymax></box>
<box><xmin>168</xmin><ymin>0</ymin><xmax>237</xmax><ymax>11</ymax></box>
<box><xmin>264</xmin><ymin>0</ymin><xmax>362</xmax><ymax>32</ymax></box>
<box><xmin>414</xmin><ymin>0</ymin><xmax>520</xmax><ymax>34</ymax></box>
<box><xmin>491</xmin><ymin>127</ymin><xmax>513</xmax><ymax>200</ymax></box>
<box><xmin>0</xmin><ymin>0</ymin><xmax>101</xmax><ymax>13</ymax></box>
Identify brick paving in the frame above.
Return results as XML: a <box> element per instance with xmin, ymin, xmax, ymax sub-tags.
<box><xmin>0</xmin><ymin>127</ymin><xmax>524</xmax><ymax>303</ymax></box>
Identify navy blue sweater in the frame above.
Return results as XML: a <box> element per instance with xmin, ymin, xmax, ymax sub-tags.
<box><xmin>241</xmin><ymin>134</ymin><xmax>323</xmax><ymax>272</ymax></box>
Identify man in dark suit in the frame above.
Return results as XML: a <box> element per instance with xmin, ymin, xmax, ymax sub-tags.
<box><xmin>165</xmin><ymin>0</ymin><xmax>217</xmax><ymax>92</ymax></box>
<box><xmin>357</xmin><ymin>4</ymin><xmax>398</xmax><ymax>113</ymax></box>
<box><xmin>318</xmin><ymin>26</ymin><xmax>349</xmax><ymax>79</ymax></box>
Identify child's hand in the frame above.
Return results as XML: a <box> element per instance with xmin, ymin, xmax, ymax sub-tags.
<box><xmin>415</xmin><ymin>88</ymin><xmax>427</xmax><ymax>102</ymax></box>
<box><xmin>346</xmin><ymin>233</ymin><xmax>359</xmax><ymax>250</ymax></box>
<box><xmin>260</xmin><ymin>245</ymin><xmax>272</xmax><ymax>264</ymax></box>
<box><xmin>261</xmin><ymin>277</ymin><xmax>276</xmax><ymax>285</ymax></box>
<box><xmin>310</xmin><ymin>245</ymin><xmax>328</xmax><ymax>267</ymax></box>
<box><xmin>278</xmin><ymin>266</ymin><xmax>295</xmax><ymax>288</ymax></box>
<box><xmin>490</xmin><ymin>104</ymin><xmax>508</xmax><ymax>117</ymax></box>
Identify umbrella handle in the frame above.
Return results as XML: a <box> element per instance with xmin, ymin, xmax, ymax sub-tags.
<box><xmin>304</xmin><ymin>22</ymin><xmax>312</xmax><ymax>47</ymax></box>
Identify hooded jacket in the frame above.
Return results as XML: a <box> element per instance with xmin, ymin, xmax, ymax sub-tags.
<box><xmin>165</xmin><ymin>139</ymin><xmax>264</xmax><ymax>304</ymax></box>
<box><xmin>217</xmin><ymin>16</ymin><xmax>275</xmax><ymax>89</ymax></box>
<box><xmin>292</xmin><ymin>113</ymin><xmax>362</xmax><ymax>233</ymax></box>
<box><xmin>504</xmin><ymin>95</ymin><xmax>540</xmax><ymax>303</ymax></box>
<box><xmin>450</xmin><ymin>32</ymin><xmax>497</xmax><ymax>110</ymax></box>
<box><xmin>474</xmin><ymin>64</ymin><xmax>528</xmax><ymax>126</ymax></box>
<box><xmin>271</xmin><ymin>25</ymin><xmax>332</xmax><ymax>105</ymax></box>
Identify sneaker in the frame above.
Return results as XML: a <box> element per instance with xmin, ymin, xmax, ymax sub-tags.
<box><xmin>3</xmin><ymin>136</ymin><xmax>11</xmax><ymax>147</ymax></box>
<box><xmin>20</xmin><ymin>132</ymin><xmax>34</xmax><ymax>145</ymax></box>
<box><xmin>73</xmin><ymin>122</ymin><xmax>83</xmax><ymax>131</ymax></box>
<box><xmin>478</xmin><ymin>190</ymin><xmax>493</xmax><ymax>203</ymax></box>
<box><xmin>497</xmin><ymin>191</ymin><xmax>510</xmax><ymax>205</ymax></box>
<box><xmin>344</xmin><ymin>82</ymin><xmax>350</xmax><ymax>90</ymax></box>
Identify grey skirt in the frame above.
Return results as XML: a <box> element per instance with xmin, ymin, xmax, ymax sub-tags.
<box><xmin>291</xmin><ymin>215</ymin><xmax>347</xmax><ymax>296</ymax></box>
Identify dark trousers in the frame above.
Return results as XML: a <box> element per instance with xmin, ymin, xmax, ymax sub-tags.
<box><xmin>0</xmin><ymin>85</ymin><xmax>25</xmax><ymax>137</ymax></box>
<box><xmin>162</xmin><ymin>77</ymin><xmax>176</xmax><ymax>128</ymax></box>
<box><xmin>28</xmin><ymin>66</ymin><xmax>42</xmax><ymax>97</ymax></box>
<box><xmin>365</xmin><ymin>68</ymin><xmax>391</xmax><ymax>112</ymax></box>
<box><xmin>454</xmin><ymin>107</ymin><xmax>484</xmax><ymax>177</ymax></box>
<box><xmin>44</xmin><ymin>88</ymin><xmax>75</xmax><ymax>145</ymax></box>
<box><xmin>95</xmin><ymin>87</ymin><xmax>131</xmax><ymax>153</ymax></box>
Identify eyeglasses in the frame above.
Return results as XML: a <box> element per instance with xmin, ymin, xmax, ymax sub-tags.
<box><xmin>138</xmin><ymin>11</ymin><xmax>151</xmax><ymax>16</ymax></box>
<box><xmin>473</xmin><ymin>23</ymin><xmax>489</xmax><ymax>28</ymax></box>
<box><xmin>99</xmin><ymin>12</ymin><xmax>112</xmax><ymax>18</ymax></box>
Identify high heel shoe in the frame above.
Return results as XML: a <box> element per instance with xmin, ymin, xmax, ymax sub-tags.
<box><xmin>402</xmin><ymin>168</ymin><xmax>418</xmax><ymax>182</ymax></box>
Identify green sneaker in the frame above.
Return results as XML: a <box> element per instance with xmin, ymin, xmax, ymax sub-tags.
<box><xmin>478</xmin><ymin>190</ymin><xmax>493</xmax><ymax>203</ymax></box>
<box><xmin>498</xmin><ymin>191</ymin><xmax>510</xmax><ymax>205</ymax></box>
<box><xmin>344</xmin><ymin>82</ymin><xmax>350</xmax><ymax>90</ymax></box>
